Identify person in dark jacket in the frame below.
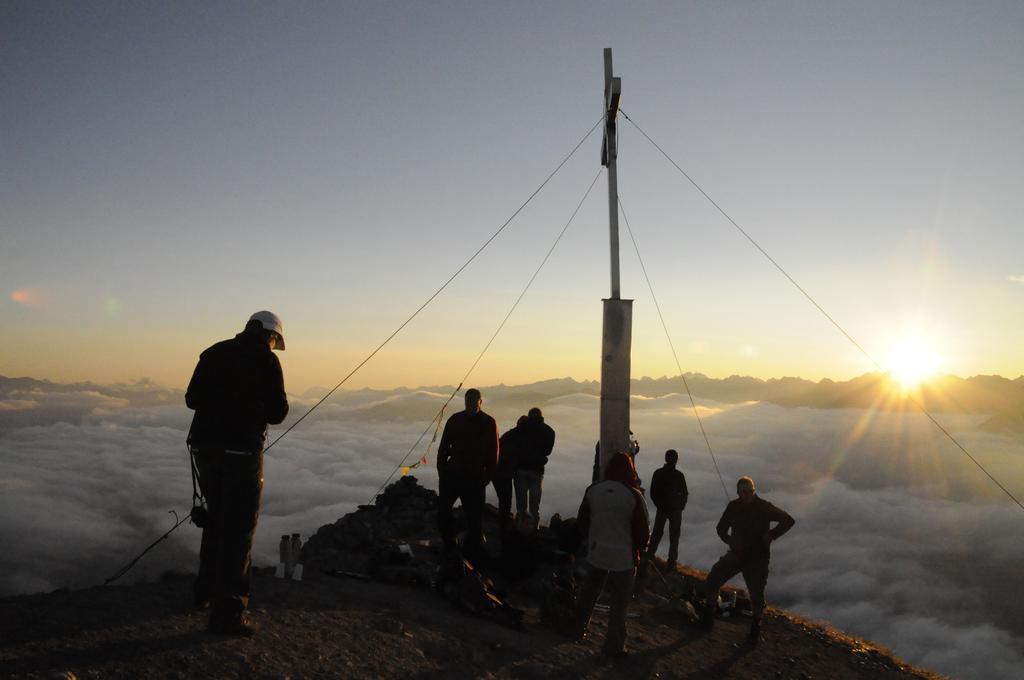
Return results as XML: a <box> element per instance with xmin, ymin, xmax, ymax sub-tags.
<box><xmin>575</xmin><ymin>452</ymin><xmax>650</xmax><ymax>657</ymax></box>
<box><xmin>437</xmin><ymin>388</ymin><xmax>499</xmax><ymax>561</ymax></box>
<box><xmin>514</xmin><ymin>407</ymin><xmax>555</xmax><ymax>527</ymax></box>
<box><xmin>493</xmin><ymin>415</ymin><xmax>527</xmax><ymax>528</ymax></box>
<box><xmin>701</xmin><ymin>476</ymin><xmax>795</xmax><ymax>644</ymax></box>
<box><xmin>186</xmin><ymin>311</ymin><xmax>289</xmax><ymax>636</ymax></box>
<box><xmin>647</xmin><ymin>449</ymin><xmax>688</xmax><ymax>568</ymax></box>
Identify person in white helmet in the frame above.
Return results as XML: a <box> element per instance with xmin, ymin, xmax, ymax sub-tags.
<box><xmin>186</xmin><ymin>311</ymin><xmax>288</xmax><ymax>636</ymax></box>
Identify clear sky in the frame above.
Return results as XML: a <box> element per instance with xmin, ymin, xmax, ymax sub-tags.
<box><xmin>3</xmin><ymin>1</ymin><xmax>1022</xmax><ymax>392</ymax></box>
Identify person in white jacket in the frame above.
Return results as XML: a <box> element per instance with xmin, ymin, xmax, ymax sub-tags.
<box><xmin>574</xmin><ymin>452</ymin><xmax>650</xmax><ymax>657</ymax></box>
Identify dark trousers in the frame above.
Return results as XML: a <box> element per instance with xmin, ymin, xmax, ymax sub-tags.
<box><xmin>575</xmin><ymin>564</ymin><xmax>636</xmax><ymax>654</ymax></box>
<box><xmin>437</xmin><ymin>475</ymin><xmax>486</xmax><ymax>559</ymax></box>
<box><xmin>491</xmin><ymin>474</ymin><xmax>513</xmax><ymax>526</ymax></box>
<box><xmin>648</xmin><ymin>507</ymin><xmax>682</xmax><ymax>562</ymax></box>
<box><xmin>514</xmin><ymin>469</ymin><xmax>543</xmax><ymax>518</ymax></box>
<box><xmin>193</xmin><ymin>447</ymin><xmax>263</xmax><ymax>625</ymax></box>
<box><xmin>704</xmin><ymin>552</ymin><xmax>770</xmax><ymax>622</ymax></box>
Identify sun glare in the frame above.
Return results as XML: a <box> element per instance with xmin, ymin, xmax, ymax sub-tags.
<box><xmin>886</xmin><ymin>335</ymin><xmax>942</xmax><ymax>390</ymax></box>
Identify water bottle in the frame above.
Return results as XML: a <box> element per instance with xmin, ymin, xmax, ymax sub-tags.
<box><xmin>277</xmin><ymin>535</ymin><xmax>291</xmax><ymax>578</ymax></box>
<box><xmin>289</xmin><ymin>533</ymin><xmax>302</xmax><ymax>577</ymax></box>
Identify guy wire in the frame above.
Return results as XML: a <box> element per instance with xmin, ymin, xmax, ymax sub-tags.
<box><xmin>621</xmin><ymin>110</ymin><xmax>1024</xmax><ymax>513</ymax></box>
<box><xmin>618</xmin><ymin>195</ymin><xmax>731</xmax><ymax>501</ymax></box>
<box><xmin>368</xmin><ymin>168</ymin><xmax>605</xmax><ymax>503</ymax></box>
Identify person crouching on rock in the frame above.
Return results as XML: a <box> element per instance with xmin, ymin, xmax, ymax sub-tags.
<box><xmin>574</xmin><ymin>452</ymin><xmax>650</xmax><ymax>657</ymax></box>
<box><xmin>436</xmin><ymin>388</ymin><xmax>499</xmax><ymax>564</ymax></box>
<box><xmin>701</xmin><ymin>475</ymin><xmax>795</xmax><ymax>645</ymax></box>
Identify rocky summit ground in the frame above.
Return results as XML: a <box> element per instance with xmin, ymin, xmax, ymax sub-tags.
<box><xmin>0</xmin><ymin>566</ymin><xmax>943</xmax><ymax>680</ymax></box>
<box><xmin>0</xmin><ymin>476</ymin><xmax>943</xmax><ymax>679</ymax></box>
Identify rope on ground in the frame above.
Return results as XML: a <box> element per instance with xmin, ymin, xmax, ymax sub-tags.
<box><xmin>264</xmin><ymin>114</ymin><xmax>606</xmax><ymax>456</ymax></box>
<box><xmin>646</xmin><ymin>557</ymin><xmax>685</xmax><ymax>601</ymax></box>
<box><xmin>105</xmin><ymin>510</ymin><xmax>190</xmax><ymax>585</ymax></box>
<box><xmin>618</xmin><ymin>195</ymin><xmax>730</xmax><ymax>501</ymax></box>
<box><xmin>366</xmin><ymin>168</ymin><xmax>606</xmax><ymax>503</ymax></box>
<box><xmin>620</xmin><ymin>110</ymin><xmax>1024</xmax><ymax>513</ymax></box>
<box><xmin>105</xmin><ymin>444</ymin><xmax>204</xmax><ymax>584</ymax></box>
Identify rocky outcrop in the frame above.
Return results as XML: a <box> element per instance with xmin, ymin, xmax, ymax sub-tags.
<box><xmin>301</xmin><ymin>475</ymin><xmax>440</xmax><ymax>582</ymax></box>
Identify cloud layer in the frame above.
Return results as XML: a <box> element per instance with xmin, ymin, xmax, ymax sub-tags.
<box><xmin>1</xmin><ymin>383</ymin><xmax>1022</xmax><ymax>679</ymax></box>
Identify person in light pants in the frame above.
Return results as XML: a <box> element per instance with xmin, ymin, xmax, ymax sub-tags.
<box><xmin>513</xmin><ymin>407</ymin><xmax>555</xmax><ymax>526</ymax></box>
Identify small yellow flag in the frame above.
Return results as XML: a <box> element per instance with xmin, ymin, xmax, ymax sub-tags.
<box><xmin>400</xmin><ymin>466</ymin><xmax>411</xmax><ymax>476</ymax></box>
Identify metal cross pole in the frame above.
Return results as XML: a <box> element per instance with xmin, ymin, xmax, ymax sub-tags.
<box><xmin>602</xmin><ymin>48</ymin><xmax>622</xmax><ymax>299</ymax></box>
<box><xmin>598</xmin><ymin>48</ymin><xmax>633</xmax><ymax>481</ymax></box>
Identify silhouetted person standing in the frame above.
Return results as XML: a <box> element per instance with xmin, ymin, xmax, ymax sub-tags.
<box><xmin>701</xmin><ymin>476</ymin><xmax>794</xmax><ymax>644</ymax></box>
<box><xmin>514</xmin><ymin>407</ymin><xmax>555</xmax><ymax>526</ymax></box>
<box><xmin>494</xmin><ymin>415</ymin><xmax>527</xmax><ymax>528</ymax></box>
<box><xmin>647</xmin><ymin>449</ymin><xmax>688</xmax><ymax>568</ymax></box>
<box><xmin>186</xmin><ymin>311</ymin><xmax>289</xmax><ymax>636</ymax></box>
<box><xmin>437</xmin><ymin>388</ymin><xmax>499</xmax><ymax>561</ymax></box>
<box><xmin>575</xmin><ymin>452</ymin><xmax>650</xmax><ymax>657</ymax></box>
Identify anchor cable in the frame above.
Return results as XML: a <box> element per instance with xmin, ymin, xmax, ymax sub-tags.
<box><xmin>367</xmin><ymin>168</ymin><xmax>606</xmax><ymax>502</ymax></box>
<box><xmin>263</xmin><ymin>115</ymin><xmax>605</xmax><ymax>455</ymax></box>
<box><xmin>621</xmin><ymin>111</ymin><xmax>1024</xmax><ymax>513</ymax></box>
<box><xmin>105</xmin><ymin>510</ymin><xmax>190</xmax><ymax>585</ymax></box>
<box><xmin>104</xmin><ymin>118</ymin><xmax>606</xmax><ymax>585</ymax></box>
<box><xmin>618</xmin><ymin>195</ymin><xmax>730</xmax><ymax>501</ymax></box>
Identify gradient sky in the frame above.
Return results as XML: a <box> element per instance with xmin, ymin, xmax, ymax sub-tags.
<box><xmin>3</xmin><ymin>1</ymin><xmax>1022</xmax><ymax>392</ymax></box>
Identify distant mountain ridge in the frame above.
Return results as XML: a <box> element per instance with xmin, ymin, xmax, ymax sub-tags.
<box><xmin>0</xmin><ymin>375</ymin><xmax>184</xmax><ymax>431</ymax></box>
<box><xmin>299</xmin><ymin>372</ymin><xmax>1024</xmax><ymax>418</ymax></box>
<box><xmin>4</xmin><ymin>372</ymin><xmax>1022</xmax><ymax>430</ymax></box>
<box><xmin>0</xmin><ymin>375</ymin><xmax>180</xmax><ymax>406</ymax></box>
<box><xmin>634</xmin><ymin>372</ymin><xmax>1024</xmax><ymax>415</ymax></box>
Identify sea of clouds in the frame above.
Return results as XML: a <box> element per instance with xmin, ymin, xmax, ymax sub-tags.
<box><xmin>1</xmin><ymin>383</ymin><xmax>1022</xmax><ymax>679</ymax></box>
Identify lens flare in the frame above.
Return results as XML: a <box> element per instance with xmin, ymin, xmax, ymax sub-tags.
<box><xmin>10</xmin><ymin>288</ymin><xmax>47</xmax><ymax>307</ymax></box>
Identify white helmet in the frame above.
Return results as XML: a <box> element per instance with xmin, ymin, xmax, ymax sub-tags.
<box><xmin>249</xmin><ymin>310</ymin><xmax>285</xmax><ymax>350</ymax></box>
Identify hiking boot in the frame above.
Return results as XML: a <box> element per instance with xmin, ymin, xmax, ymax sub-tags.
<box><xmin>209</xmin><ymin>616</ymin><xmax>261</xmax><ymax>637</ymax></box>
<box><xmin>666</xmin><ymin>559</ymin><xmax>677</xmax><ymax>571</ymax></box>
<box><xmin>747</xmin><ymin>621</ymin><xmax>761</xmax><ymax>646</ymax></box>
<box><xmin>698</xmin><ymin>610</ymin><xmax>714</xmax><ymax>633</ymax></box>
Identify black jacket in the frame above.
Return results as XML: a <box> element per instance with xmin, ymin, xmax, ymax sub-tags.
<box><xmin>185</xmin><ymin>329</ymin><xmax>289</xmax><ymax>452</ymax></box>
<box><xmin>515</xmin><ymin>416</ymin><xmax>556</xmax><ymax>473</ymax></box>
<box><xmin>437</xmin><ymin>410</ymin><xmax>499</xmax><ymax>484</ymax></box>
<box><xmin>495</xmin><ymin>425</ymin><xmax>525</xmax><ymax>480</ymax></box>
<box><xmin>649</xmin><ymin>464</ymin><xmax>688</xmax><ymax>512</ymax></box>
<box><xmin>715</xmin><ymin>495</ymin><xmax>794</xmax><ymax>562</ymax></box>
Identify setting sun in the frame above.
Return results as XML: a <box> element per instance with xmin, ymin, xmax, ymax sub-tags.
<box><xmin>886</xmin><ymin>335</ymin><xmax>943</xmax><ymax>390</ymax></box>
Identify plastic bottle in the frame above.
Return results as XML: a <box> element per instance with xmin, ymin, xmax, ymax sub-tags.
<box><xmin>279</xmin><ymin>535</ymin><xmax>291</xmax><ymax>568</ymax></box>
<box><xmin>289</xmin><ymin>533</ymin><xmax>302</xmax><ymax>577</ymax></box>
